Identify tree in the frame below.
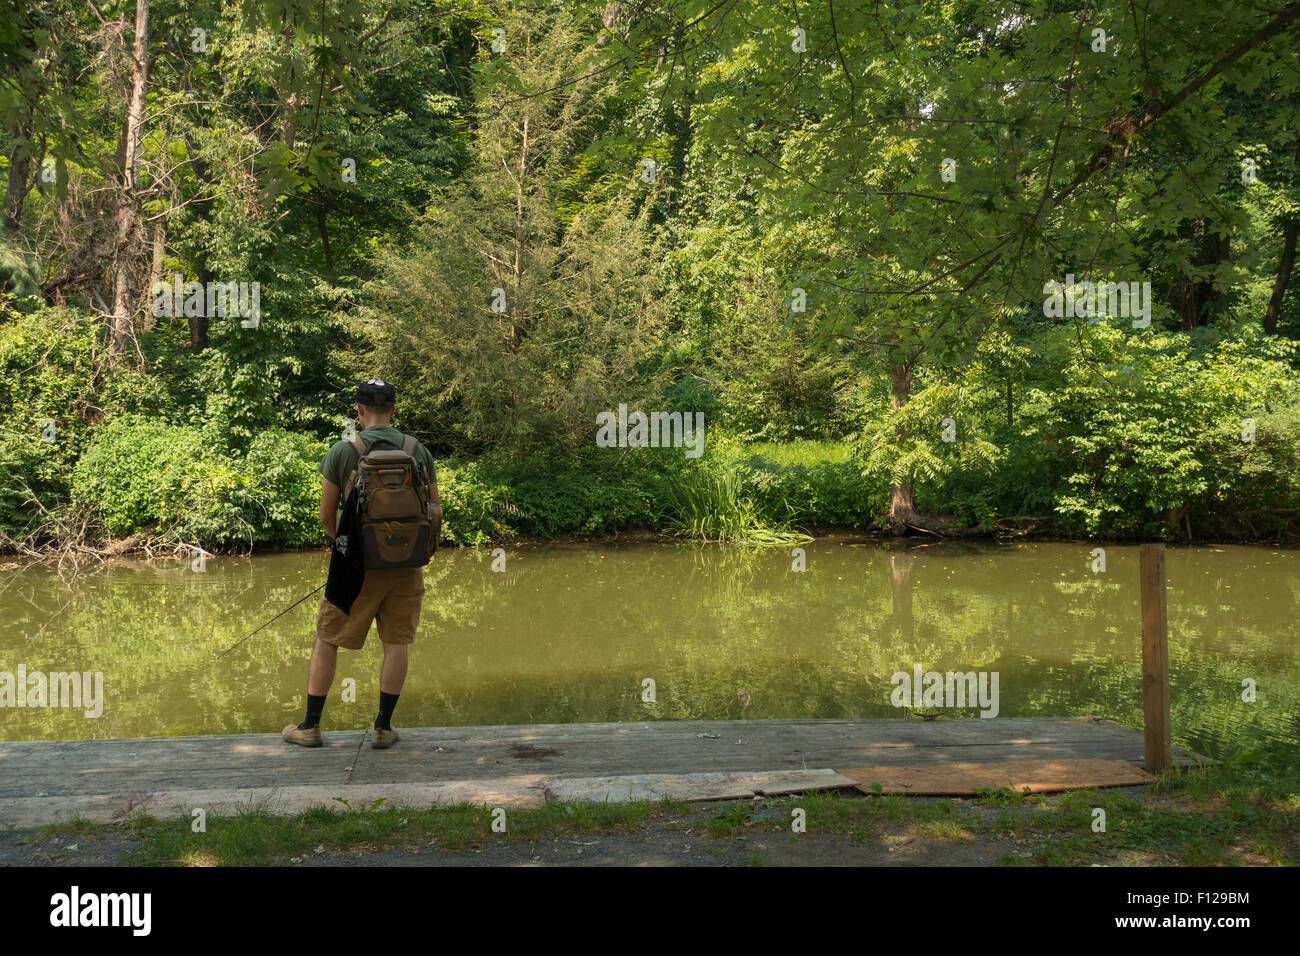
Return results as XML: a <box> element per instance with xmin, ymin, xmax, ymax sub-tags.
<box><xmin>108</xmin><ymin>0</ymin><xmax>149</xmax><ymax>365</ymax></box>
<box><xmin>644</xmin><ymin>0</ymin><xmax>1300</xmax><ymax>529</ymax></box>
<box><xmin>364</xmin><ymin>3</ymin><xmax>662</xmax><ymax>457</ymax></box>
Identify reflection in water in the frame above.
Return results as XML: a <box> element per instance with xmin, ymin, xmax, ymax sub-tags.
<box><xmin>0</xmin><ymin>540</ymin><xmax>1296</xmax><ymax>758</ymax></box>
<box><xmin>889</xmin><ymin>548</ymin><xmax>915</xmax><ymax>640</ymax></box>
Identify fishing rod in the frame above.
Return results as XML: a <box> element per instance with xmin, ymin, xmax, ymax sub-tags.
<box><xmin>217</xmin><ymin>583</ymin><xmax>325</xmax><ymax>657</ymax></box>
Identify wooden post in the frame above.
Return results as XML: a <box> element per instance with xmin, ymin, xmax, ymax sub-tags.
<box><xmin>1140</xmin><ymin>543</ymin><xmax>1171</xmax><ymax>773</ymax></box>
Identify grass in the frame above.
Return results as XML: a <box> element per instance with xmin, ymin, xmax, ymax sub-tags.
<box><xmin>1004</xmin><ymin>750</ymin><xmax>1300</xmax><ymax>865</ymax></box>
<box><xmin>972</xmin><ymin>785</ymin><xmax>1039</xmax><ymax>807</ymax></box>
<box><xmin>665</xmin><ymin>460</ymin><xmax>812</xmax><ymax>544</ymax></box>
<box><xmin>737</xmin><ymin>440</ymin><xmax>854</xmax><ymax>466</ymax></box>
<box><xmin>705</xmin><ymin>803</ymin><xmax>753</xmax><ymax>838</ymax></box>
<box><xmin>122</xmin><ymin>797</ymin><xmax>669</xmax><ymax>866</ymax></box>
<box><xmin>37</xmin><ymin>817</ymin><xmax>100</xmax><ymax>838</ymax></box>
<box><xmin>916</xmin><ymin>818</ymin><xmax>975</xmax><ymax>842</ymax></box>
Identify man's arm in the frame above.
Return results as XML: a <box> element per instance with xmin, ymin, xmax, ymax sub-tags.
<box><xmin>320</xmin><ymin>478</ymin><xmax>340</xmax><ymax>538</ymax></box>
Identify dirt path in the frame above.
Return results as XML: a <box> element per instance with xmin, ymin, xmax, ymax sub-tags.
<box><xmin>0</xmin><ymin>799</ymin><xmax>1038</xmax><ymax>867</ymax></box>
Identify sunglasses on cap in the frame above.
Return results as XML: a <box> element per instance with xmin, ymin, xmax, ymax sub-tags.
<box><xmin>356</xmin><ymin>379</ymin><xmax>396</xmax><ymax>406</ymax></box>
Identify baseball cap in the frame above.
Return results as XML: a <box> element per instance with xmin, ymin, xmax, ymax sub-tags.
<box><xmin>356</xmin><ymin>378</ymin><xmax>396</xmax><ymax>406</ymax></box>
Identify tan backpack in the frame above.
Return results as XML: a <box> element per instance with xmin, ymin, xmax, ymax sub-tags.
<box><xmin>339</xmin><ymin>433</ymin><xmax>441</xmax><ymax>569</ymax></box>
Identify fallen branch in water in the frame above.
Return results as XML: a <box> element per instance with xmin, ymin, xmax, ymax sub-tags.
<box><xmin>0</xmin><ymin>479</ymin><xmax>209</xmax><ymax>567</ymax></box>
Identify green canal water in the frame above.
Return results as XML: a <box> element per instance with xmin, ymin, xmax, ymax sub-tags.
<box><xmin>1</xmin><ymin>540</ymin><xmax>1296</xmax><ymax>756</ymax></box>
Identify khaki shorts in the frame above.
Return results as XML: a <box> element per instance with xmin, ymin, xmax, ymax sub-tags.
<box><xmin>316</xmin><ymin>567</ymin><xmax>425</xmax><ymax>650</ymax></box>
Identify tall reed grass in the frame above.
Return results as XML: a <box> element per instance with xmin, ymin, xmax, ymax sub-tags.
<box><xmin>665</xmin><ymin>461</ymin><xmax>811</xmax><ymax>544</ymax></box>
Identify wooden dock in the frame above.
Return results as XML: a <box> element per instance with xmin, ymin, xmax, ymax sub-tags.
<box><xmin>0</xmin><ymin>718</ymin><xmax>1204</xmax><ymax>828</ymax></box>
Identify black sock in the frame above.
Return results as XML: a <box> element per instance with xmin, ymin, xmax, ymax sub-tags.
<box><xmin>375</xmin><ymin>691</ymin><xmax>399</xmax><ymax>731</ymax></box>
<box><xmin>299</xmin><ymin>694</ymin><xmax>326</xmax><ymax>730</ymax></box>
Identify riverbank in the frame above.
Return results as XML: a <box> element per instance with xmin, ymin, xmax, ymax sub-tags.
<box><xmin>5</xmin><ymin>757</ymin><xmax>1296</xmax><ymax>867</ymax></box>
<box><xmin>8</xmin><ymin>425</ymin><xmax>1300</xmax><ymax>560</ymax></box>
<box><xmin>6</xmin><ymin>523</ymin><xmax>1300</xmax><ymax>565</ymax></box>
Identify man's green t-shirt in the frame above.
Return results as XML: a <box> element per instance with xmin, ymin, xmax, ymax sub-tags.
<box><xmin>319</xmin><ymin>425</ymin><xmax>438</xmax><ymax>498</ymax></box>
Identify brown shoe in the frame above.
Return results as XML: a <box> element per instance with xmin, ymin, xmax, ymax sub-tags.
<box><xmin>282</xmin><ymin>723</ymin><xmax>323</xmax><ymax>747</ymax></box>
<box><xmin>371</xmin><ymin>727</ymin><xmax>400</xmax><ymax>749</ymax></box>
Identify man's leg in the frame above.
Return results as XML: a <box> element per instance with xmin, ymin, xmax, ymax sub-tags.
<box><xmin>285</xmin><ymin>590</ymin><xmax>367</xmax><ymax>746</ymax></box>
<box><xmin>379</xmin><ymin>642</ymin><xmax>407</xmax><ymax>696</ymax></box>
<box><xmin>297</xmin><ymin>638</ymin><xmax>338</xmax><ymax>729</ymax></box>
<box><xmin>372</xmin><ymin>569</ymin><xmax>422</xmax><ymax>747</ymax></box>
<box><xmin>309</xmin><ymin>638</ymin><xmax>339</xmax><ymax>696</ymax></box>
<box><xmin>376</xmin><ymin>643</ymin><xmax>406</xmax><ymax>731</ymax></box>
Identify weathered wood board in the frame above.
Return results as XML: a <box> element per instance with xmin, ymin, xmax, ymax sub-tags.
<box><xmin>837</xmin><ymin>758</ymin><xmax>1156</xmax><ymax>795</ymax></box>
<box><xmin>546</xmin><ymin>769</ymin><xmax>858</xmax><ymax>803</ymax></box>
<box><xmin>0</xmin><ymin>770</ymin><xmax>863</xmax><ymax>827</ymax></box>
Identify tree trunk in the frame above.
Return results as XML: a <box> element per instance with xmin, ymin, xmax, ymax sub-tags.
<box><xmin>144</xmin><ymin>215</ymin><xmax>166</xmax><ymax>332</ymax></box>
<box><xmin>663</xmin><ymin>73</ymin><xmax>692</xmax><ymax>222</ymax></box>
<box><xmin>1264</xmin><ymin>217</ymin><xmax>1298</xmax><ymax>335</ymax></box>
<box><xmin>178</xmin><ymin>131</ymin><xmax>215</xmax><ymax>349</ymax></box>
<box><xmin>316</xmin><ymin>197</ymin><xmax>333</xmax><ymax>271</ymax></box>
<box><xmin>509</xmin><ymin>115</ymin><xmax>528</xmax><ymax>349</ymax></box>
<box><xmin>3</xmin><ymin>105</ymin><xmax>35</xmax><ymax>237</ymax></box>
<box><xmin>282</xmin><ymin>91</ymin><xmax>298</xmax><ymax>149</ymax></box>
<box><xmin>108</xmin><ymin>0</ymin><xmax>151</xmax><ymax>366</ymax></box>
<box><xmin>887</xmin><ymin>361</ymin><xmax>921</xmax><ymax>532</ymax></box>
<box><xmin>1264</xmin><ymin>138</ymin><xmax>1300</xmax><ymax>336</ymax></box>
<box><xmin>1176</xmin><ymin>270</ymin><xmax>1200</xmax><ymax>329</ymax></box>
<box><xmin>187</xmin><ymin>260</ymin><xmax>214</xmax><ymax>350</ymax></box>
<box><xmin>1177</xmin><ymin>220</ymin><xmax>1230</xmax><ymax>330</ymax></box>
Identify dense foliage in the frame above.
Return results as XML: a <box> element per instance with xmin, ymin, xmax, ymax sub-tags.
<box><xmin>1</xmin><ymin>0</ymin><xmax>1298</xmax><ymax>551</ymax></box>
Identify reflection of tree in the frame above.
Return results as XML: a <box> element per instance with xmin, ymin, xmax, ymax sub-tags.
<box><xmin>889</xmin><ymin>546</ymin><xmax>915</xmax><ymax>641</ymax></box>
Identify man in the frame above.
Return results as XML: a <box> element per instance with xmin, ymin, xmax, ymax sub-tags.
<box><xmin>282</xmin><ymin>379</ymin><xmax>440</xmax><ymax>749</ymax></box>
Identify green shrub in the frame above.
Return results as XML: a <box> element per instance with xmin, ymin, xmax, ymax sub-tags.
<box><xmin>504</xmin><ymin>461</ymin><xmax>666</xmax><ymax>536</ymax></box>
<box><xmin>433</xmin><ymin>454</ymin><xmax>670</xmax><ymax>541</ymax></box>
<box><xmin>234</xmin><ymin>429</ymin><xmax>329</xmax><ymax>548</ymax></box>
<box><xmin>434</xmin><ymin>459</ymin><xmax>510</xmax><ymax>545</ymax></box>
<box><xmin>1028</xmin><ymin>329</ymin><xmax>1300</xmax><ymax>537</ymax></box>
<box><xmin>937</xmin><ymin>326</ymin><xmax>1300</xmax><ymax>537</ymax></box>
<box><xmin>724</xmin><ymin>443</ymin><xmax>888</xmax><ymax>529</ymax></box>
<box><xmin>0</xmin><ymin>308</ymin><xmax>156</xmax><ymax>542</ymax></box>
<box><xmin>70</xmin><ymin>418</ymin><xmax>328</xmax><ymax>550</ymax></box>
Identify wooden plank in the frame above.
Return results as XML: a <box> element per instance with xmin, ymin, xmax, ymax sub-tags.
<box><xmin>0</xmin><ymin>779</ymin><xmax>548</xmax><ymax>828</ymax></box>
<box><xmin>0</xmin><ymin>716</ymin><xmax>1137</xmax><ymax>755</ymax></box>
<box><xmin>0</xmin><ymin>718</ymin><xmax>1138</xmax><ymax>777</ymax></box>
<box><xmin>345</xmin><ymin>718</ymin><xmax>1195</xmax><ymax>783</ymax></box>
<box><xmin>0</xmin><ymin>718</ymin><xmax>1203</xmax><ymax>803</ymax></box>
<box><xmin>0</xmin><ymin>732</ymin><xmax>364</xmax><ymax>770</ymax></box>
<box><xmin>837</xmin><ymin>759</ymin><xmax>1156</xmax><ymax>795</ymax></box>
<box><xmin>547</xmin><ymin>770</ymin><xmax>858</xmax><ymax>803</ymax></box>
<box><xmin>0</xmin><ymin>732</ymin><xmax>364</xmax><ymax>798</ymax></box>
<box><xmin>0</xmin><ymin>770</ymin><xmax>861</xmax><ymax>828</ymax></box>
<box><xmin>348</xmin><ymin>738</ymin><xmax>1166</xmax><ymax>784</ymax></box>
<box><xmin>1140</xmin><ymin>543</ymin><xmax>1172</xmax><ymax>774</ymax></box>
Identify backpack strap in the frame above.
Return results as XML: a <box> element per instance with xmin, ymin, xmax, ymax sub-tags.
<box><xmin>336</xmin><ymin>435</ymin><xmax>372</xmax><ymax>530</ymax></box>
<box><xmin>342</xmin><ymin>434</ymin><xmax>369</xmax><ymax>495</ymax></box>
<box><xmin>399</xmin><ymin>433</ymin><xmax>431</xmax><ymax>502</ymax></box>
